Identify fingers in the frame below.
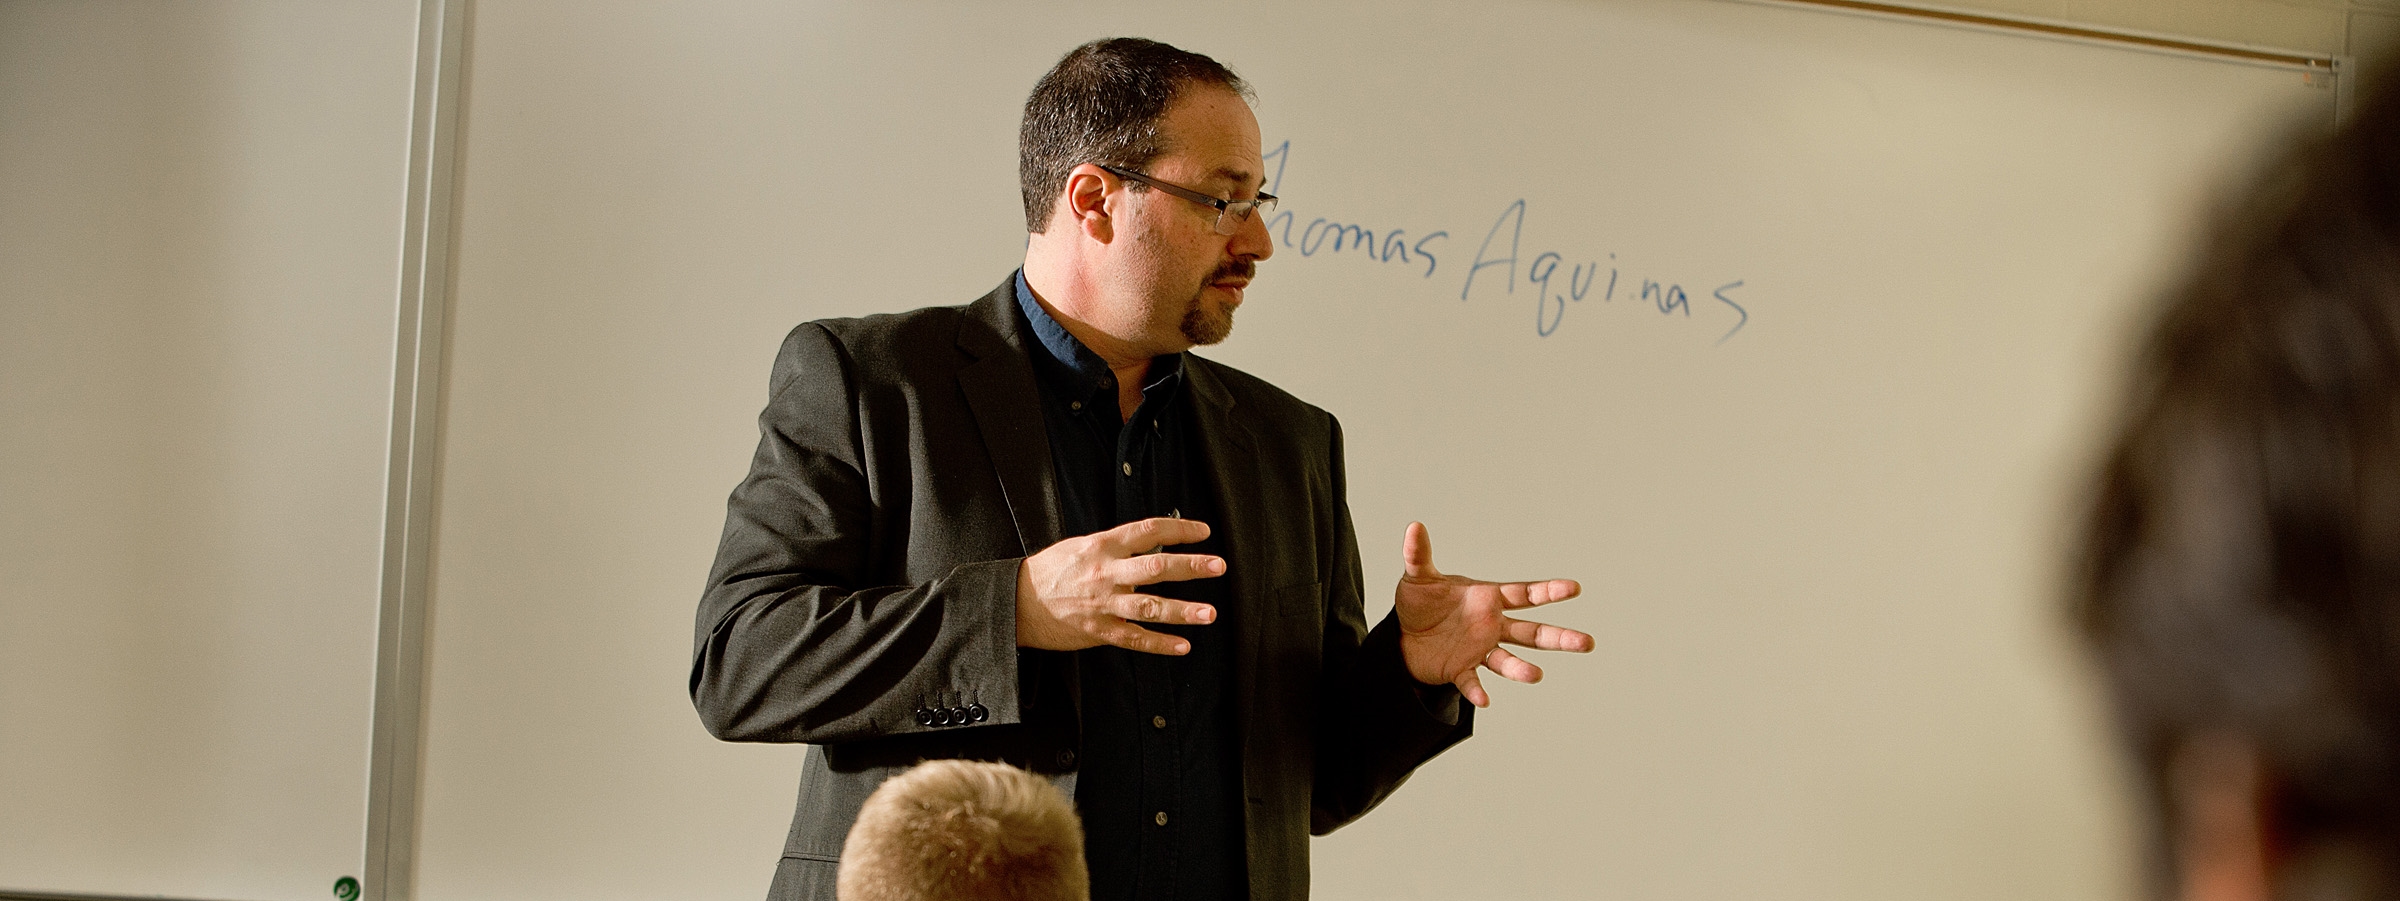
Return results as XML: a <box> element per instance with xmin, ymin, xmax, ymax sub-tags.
<box><xmin>1109</xmin><ymin>592</ymin><xmax>1216</xmax><ymax>626</ymax></box>
<box><xmin>1022</xmin><ymin>523</ymin><xmax>1220</xmax><ymax>655</ymax></box>
<box><xmin>1482</xmin><ymin>647</ymin><xmax>1544</xmax><ymax>684</ymax></box>
<box><xmin>1454</xmin><ymin>667</ymin><xmax>1490</xmax><ymax>708</ymax></box>
<box><xmin>1095</xmin><ymin>620</ymin><xmax>1191</xmax><ymax>656</ymax></box>
<box><xmin>1447</xmin><ymin>649</ymin><xmax>1551</xmax><ymax>709</ymax></box>
<box><xmin>1106</xmin><ymin>551</ymin><xmax>1226</xmax><ymax>587</ymax></box>
<box><xmin>1501</xmin><ymin>617</ymin><xmax>1596</xmax><ymax>653</ymax></box>
<box><xmin>1496</xmin><ymin>578</ymin><xmax>1581</xmax><ymax>608</ymax></box>
<box><xmin>1400</xmin><ymin>524</ymin><xmax>1575</xmax><ymax>606</ymax></box>
<box><xmin>1400</xmin><ymin>522</ymin><xmax>1443</xmax><ymax>580</ymax></box>
<box><xmin>1446</xmin><ymin>650</ymin><xmax>1538</xmax><ymax>709</ymax></box>
<box><xmin>1095</xmin><ymin>595</ymin><xmax>1204</xmax><ymax>654</ymax></box>
<box><xmin>1101</xmin><ymin>517</ymin><xmax>1212</xmax><ymax>556</ymax></box>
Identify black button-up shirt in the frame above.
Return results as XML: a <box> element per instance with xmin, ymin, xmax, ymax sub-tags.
<box><xmin>1015</xmin><ymin>272</ymin><xmax>1246</xmax><ymax>901</ymax></box>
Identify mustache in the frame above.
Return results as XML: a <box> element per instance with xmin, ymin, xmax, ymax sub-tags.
<box><xmin>1211</xmin><ymin>260</ymin><xmax>1255</xmax><ymax>282</ymax></box>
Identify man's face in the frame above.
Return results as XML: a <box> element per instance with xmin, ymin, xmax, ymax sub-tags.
<box><xmin>1103</xmin><ymin>86</ymin><xmax>1275</xmax><ymax>355</ymax></box>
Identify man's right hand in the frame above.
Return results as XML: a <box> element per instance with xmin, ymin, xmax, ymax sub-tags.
<box><xmin>1016</xmin><ymin>517</ymin><xmax>1223</xmax><ymax>655</ymax></box>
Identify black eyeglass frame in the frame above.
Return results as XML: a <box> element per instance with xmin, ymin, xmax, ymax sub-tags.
<box><xmin>1096</xmin><ymin>164</ymin><xmax>1278</xmax><ymax>236</ymax></box>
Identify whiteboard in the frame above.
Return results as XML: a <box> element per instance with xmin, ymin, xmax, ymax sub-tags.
<box><xmin>39</xmin><ymin>0</ymin><xmax>2315</xmax><ymax>900</ymax></box>
<box><xmin>0</xmin><ymin>2</ymin><xmax>418</xmax><ymax>901</ymax></box>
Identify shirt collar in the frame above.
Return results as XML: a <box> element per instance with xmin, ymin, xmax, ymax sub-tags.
<box><xmin>1013</xmin><ymin>270</ymin><xmax>1184</xmax><ymax>403</ymax></box>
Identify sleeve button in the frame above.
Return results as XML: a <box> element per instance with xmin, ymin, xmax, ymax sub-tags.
<box><xmin>969</xmin><ymin>704</ymin><xmax>989</xmax><ymax>722</ymax></box>
<box><xmin>913</xmin><ymin>708</ymin><xmax>933</xmax><ymax>726</ymax></box>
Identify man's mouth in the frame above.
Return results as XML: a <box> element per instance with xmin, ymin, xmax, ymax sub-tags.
<box><xmin>1209</xmin><ymin>262</ymin><xmax>1255</xmax><ymax>296</ymax></box>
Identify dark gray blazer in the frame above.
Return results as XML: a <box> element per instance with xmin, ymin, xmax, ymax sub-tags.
<box><xmin>691</xmin><ymin>279</ymin><xmax>1471</xmax><ymax>901</ymax></box>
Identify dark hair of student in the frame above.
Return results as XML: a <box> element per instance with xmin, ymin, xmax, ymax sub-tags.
<box><xmin>2076</xmin><ymin>61</ymin><xmax>2400</xmax><ymax>900</ymax></box>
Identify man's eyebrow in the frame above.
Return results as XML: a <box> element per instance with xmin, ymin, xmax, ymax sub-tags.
<box><xmin>1212</xmin><ymin>166</ymin><xmax>1265</xmax><ymax>194</ymax></box>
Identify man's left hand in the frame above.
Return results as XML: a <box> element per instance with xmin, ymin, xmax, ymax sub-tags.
<box><xmin>1393</xmin><ymin>522</ymin><xmax>1593</xmax><ymax>708</ymax></box>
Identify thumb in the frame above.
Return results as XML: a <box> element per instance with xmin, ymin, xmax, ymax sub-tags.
<box><xmin>1401</xmin><ymin>521</ymin><xmax>1441</xmax><ymax>580</ymax></box>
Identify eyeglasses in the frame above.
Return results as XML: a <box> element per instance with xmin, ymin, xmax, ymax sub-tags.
<box><xmin>1097</xmin><ymin>164</ymin><xmax>1278</xmax><ymax>236</ymax></box>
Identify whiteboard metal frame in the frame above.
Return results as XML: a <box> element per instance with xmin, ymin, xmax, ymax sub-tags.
<box><xmin>367</xmin><ymin>0</ymin><xmax>468</xmax><ymax>900</ymax></box>
<box><xmin>1746</xmin><ymin>0</ymin><xmax>2353</xmax><ymax>124</ymax></box>
<box><xmin>1751</xmin><ymin>0</ymin><xmax>2352</xmax><ymax>123</ymax></box>
<box><xmin>1756</xmin><ymin>0</ymin><xmax>2340</xmax><ymax>70</ymax></box>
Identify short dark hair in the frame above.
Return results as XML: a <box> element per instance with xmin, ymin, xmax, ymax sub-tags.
<box><xmin>1018</xmin><ymin>37</ymin><xmax>1250</xmax><ymax>232</ymax></box>
<box><xmin>2076</xmin><ymin>60</ymin><xmax>2400</xmax><ymax>897</ymax></box>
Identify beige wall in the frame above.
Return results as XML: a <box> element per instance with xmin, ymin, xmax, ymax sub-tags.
<box><xmin>0</xmin><ymin>2</ymin><xmax>417</xmax><ymax>899</ymax></box>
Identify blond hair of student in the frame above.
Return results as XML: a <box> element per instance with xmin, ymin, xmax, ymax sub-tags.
<box><xmin>835</xmin><ymin>760</ymin><xmax>1088</xmax><ymax>901</ymax></box>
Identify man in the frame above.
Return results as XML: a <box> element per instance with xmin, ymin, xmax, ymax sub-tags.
<box><xmin>2075</xmin><ymin>56</ymin><xmax>2400</xmax><ymax>901</ymax></box>
<box><xmin>838</xmin><ymin>760</ymin><xmax>1087</xmax><ymax>901</ymax></box>
<box><xmin>692</xmin><ymin>38</ymin><xmax>1592</xmax><ymax>901</ymax></box>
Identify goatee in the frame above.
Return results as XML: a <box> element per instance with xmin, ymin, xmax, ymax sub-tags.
<box><xmin>1181</xmin><ymin>260</ymin><xmax>1253</xmax><ymax>346</ymax></box>
<box><xmin>1181</xmin><ymin>303</ymin><xmax>1232</xmax><ymax>346</ymax></box>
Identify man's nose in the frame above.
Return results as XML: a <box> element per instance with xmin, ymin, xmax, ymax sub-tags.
<box><xmin>1230</xmin><ymin>207</ymin><xmax>1274</xmax><ymax>261</ymax></box>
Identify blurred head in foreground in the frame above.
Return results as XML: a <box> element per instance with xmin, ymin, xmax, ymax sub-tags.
<box><xmin>2077</xmin><ymin>66</ymin><xmax>2400</xmax><ymax>901</ymax></box>
<box><xmin>836</xmin><ymin>760</ymin><xmax>1088</xmax><ymax>901</ymax></box>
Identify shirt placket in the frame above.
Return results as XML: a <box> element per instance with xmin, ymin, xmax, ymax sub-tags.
<box><xmin>1121</xmin><ymin>388</ymin><xmax>1186</xmax><ymax>887</ymax></box>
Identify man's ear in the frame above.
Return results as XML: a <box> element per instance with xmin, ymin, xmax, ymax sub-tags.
<box><xmin>2171</xmin><ymin>734</ymin><xmax>2272</xmax><ymax>901</ymax></box>
<box><xmin>1059</xmin><ymin>163</ymin><xmax>1115</xmax><ymax>243</ymax></box>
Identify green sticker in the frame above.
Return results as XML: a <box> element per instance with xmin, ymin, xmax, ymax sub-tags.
<box><xmin>333</xmin><ymin>876</ymin><xmax>361</xmax><ymax>901</ymax></box>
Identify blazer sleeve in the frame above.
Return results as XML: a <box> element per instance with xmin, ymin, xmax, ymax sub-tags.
<box><xmin>689</xmin><ymin>322</ymin><xmax>1022</xmax><ymax>745</ymax></box>
<box><xmin>1309</xmin><ymin>415</ymin><xmax>1475</xmax><ymax>834</ymax></box>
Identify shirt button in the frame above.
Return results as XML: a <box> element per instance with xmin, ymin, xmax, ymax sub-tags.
<box><xmin>1121</xmin><ymin>462</ymin><xmax>1133</xmax><ymax>476</ymax></box>
<box><xmin>1154</xmin><ymin>811</ymin><xmax>1170</xmax><ymax>826</ymax></box>
<box><xmin>1151</xmin><ymin>715</ymin><xmax>1167</xmax><ymax>729</ymax></box>
<box><xmin>1070</xmin><ymin>401</ymin><xmax>1082</xmax><ymax>411</ymax></box>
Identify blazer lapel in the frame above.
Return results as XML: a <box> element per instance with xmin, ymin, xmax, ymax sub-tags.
<box><xmin>1184</xmin><ymin>358</ymin><xmax>1269</xmax><ymax>734</ymax></box>
<box><xmin>955</xmin><ymin>280</ymin><xmax>1082</xmax><ymax>732</ymax></box>
<box><xmin>955</xmin><ymin>282</ymin><xmax>1063</xmax><ymax>556</ymax></box>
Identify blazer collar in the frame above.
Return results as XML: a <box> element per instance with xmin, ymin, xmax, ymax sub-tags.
<box><xmin>956</xmin><ymin>278</ymin><xmax>1063</xmax><ymax>555</ymax></box>
<box><xmin>1183</xmin><ymin>356</ymin><xmax>1272</xmax><ymax>730</ymax></box>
